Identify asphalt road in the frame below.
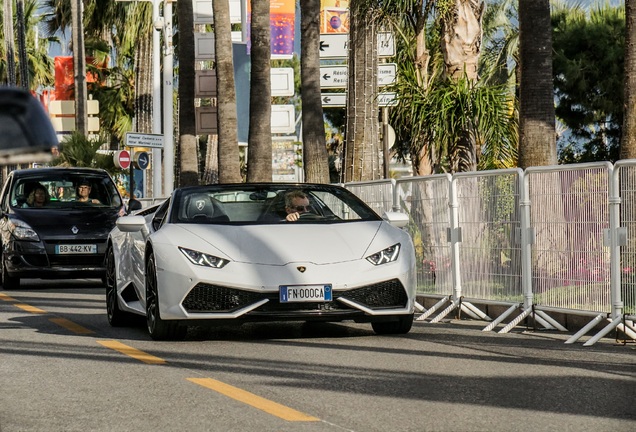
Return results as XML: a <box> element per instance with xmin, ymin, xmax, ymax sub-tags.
<box><xmin>0</xmin><ymin>279</ymin><xmax>634</xmax><ymax>432</ymax></box>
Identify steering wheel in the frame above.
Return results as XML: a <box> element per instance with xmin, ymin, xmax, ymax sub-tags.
<box><xmin>298</xmin><ymin>212</ymin><xmax>323</xmax><ymax>220</ymax></box>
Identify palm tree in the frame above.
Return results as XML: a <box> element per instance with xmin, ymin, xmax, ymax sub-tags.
<box><xmin>517</xmin><ymin>0</ymin><xmax>556</xmax><ymax>168</ymax></box>
<box><xmin>343</xmin><ymin>0</ymin><xmax>381</xmax><ymax>182</ymax></box>
<box><xmin>300</xmin><ymin>0</ymin><xmax>330</xmax><ymax>183</ymax></box>
<box><xmin>621</xmin><ymin>0</ymin><xmax>636</xmax><ymax>159</ymax></box>
<box><xmin>246</xmin><ymin>0</ymin><xmax>273</xmax><ymax>182</ymax></box>
<box><xmin>214</xmin><ymin>0</ymin><xmax>242</xmax><ymax>183</ymax></box>
<box><xmin>177</xmin><ymin>0</ymin><xmax>199</xmax><ymax>186</ymax></box>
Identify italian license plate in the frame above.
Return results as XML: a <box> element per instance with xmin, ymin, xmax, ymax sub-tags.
<box><xmin>279</xmin><ymin>284</ymin><xmax>333</xmax><ymax>303</ymax></box>
<box><xmin>55</xmin><ymin>244</ymin><xmax>97</xmax><ymax>254</ymax></box>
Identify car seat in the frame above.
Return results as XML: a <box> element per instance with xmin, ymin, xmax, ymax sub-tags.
<box><xmin>185</xmin><ymin>193</ymin><xmax>229</xmax><ymax>222</ymax></box>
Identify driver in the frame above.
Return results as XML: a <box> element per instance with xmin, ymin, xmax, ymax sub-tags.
<box><xmin>76</xmin><ymin>179</ymin><xmax>101</xmax><ymax>204</ymax></box>
<box><xmin>284</xmin><ymin>190</ymin><xmax>312</xmax><ymax>222</ymax></box>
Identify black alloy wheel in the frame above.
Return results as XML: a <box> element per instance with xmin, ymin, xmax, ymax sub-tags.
<box><xmin>105</xmin><ymin>245</ymin><xmax>130</xmax><ymax>326</ymax></box>
<box><xmin>371</xmin><ymin>314</ymin><xmax>414</xmax><ymax>335</ymax></box>
<box><xmin>1</xmin><ymin>253</ymin><xmax>20</xmax><ymax>290</ymax></box>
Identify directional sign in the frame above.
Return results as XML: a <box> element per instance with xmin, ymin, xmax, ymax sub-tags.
<box><xmin>319</xmin><ymin>34</ymin><xmax>348</xmax><ymax>58</ymax></box>
<box><xmin>320</xmin><ymin>64</ymin><xmax>398</xmax><ymax>89</ymax></box>
<box><xmin>125</xmin><ymin>132</ymin><xmax>164</xmax><ymax>148</ymax></box>
<box><xmin>321</xmin><ymin>93</ymin><xmax>346</xmax><ymax>107</ymax></box>
<box><xmin>320</xmin><ymin>66</ymin><xmax>348</xmax><ymax>89</ymax></box>
<box><xmin>378</xmin><ymin>92</ymin><xmax>399</xmax><ymax>107</ymax></box>
<box><xmin>134</xmin><ymin>151</ymin><xmax>150</xmax><ymax>170</ymax></box>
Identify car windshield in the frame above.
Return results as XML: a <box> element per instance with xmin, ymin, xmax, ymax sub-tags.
<box><xmin>170</xmin><ymin>184</ymin><xmax>381</xmax><ymax>224</ymax></box>
<box><xmin>10</xmin><ymin>173</ymin><xmax>123</xmax><ymax>210</ymax></box>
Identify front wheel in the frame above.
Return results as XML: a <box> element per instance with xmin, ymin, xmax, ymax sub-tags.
<box><xmin>105</xmin><ymin>245</ymin><xmax>132</xmax><ymax>327</ymax></box>
<box><xmin>1</xmin><ymin>254</ymin><xmax>19</xmax><ymax>290</ymax></box>
<box><xmin>146</xmin><ymin>253</ymin><xmax>187</xmax><ymax>341</ymax></box>
<box><xmin>371</xmin><ymin>314</ymin><xmax>414</xmax><ymax>335</ymax></box>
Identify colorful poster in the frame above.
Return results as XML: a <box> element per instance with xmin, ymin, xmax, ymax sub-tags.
<box><xmin>320</xmin><ymin>0</ymin><xmax>349</xmax><ymax>34</ymax></box>
<box><xmin>246</xmin><ymin>0</ymin><xmax>295</xmax><ymax>57</ymax></box>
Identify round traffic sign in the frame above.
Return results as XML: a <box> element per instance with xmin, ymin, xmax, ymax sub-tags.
<box><xmin>134</xmin><ymin>151</ymin><xmax>150</xmax><ymax>170</ymax></box>
<box><xmin>114</xmin><ymin>150</ymin><xmax>131</xmax><ymax>169</ymax></box>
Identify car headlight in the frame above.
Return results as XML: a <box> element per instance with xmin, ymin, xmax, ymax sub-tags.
<box><xmin>366</xmin><ymin>243</ymin><xmax>400</xmax><ymax>265</ymax></box>
<box><xmin>8</xmin><ymin>218</ymin><xmax>40</xmax><ymax>241</ymax></box>
<box><xmin>179</xmin><ymin>247</ymin><xmax>228</xmax><ymax>268</ymax></box>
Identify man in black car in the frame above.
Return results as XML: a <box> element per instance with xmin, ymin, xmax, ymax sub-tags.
<box><xmin>76</xmin><ymin>179</ymin><xmax>101</xmax><ymax>204</ymax></box>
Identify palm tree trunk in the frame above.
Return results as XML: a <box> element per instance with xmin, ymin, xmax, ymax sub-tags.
<box><xmin>214</xmin><ymin>0</ymin><xmax>242</xmax><ymax>183</ymax></box>
<box><xmin>71</xmin><ymin>0</ymin><xmax>87</xmax><ymax>135</ymax></box>
<box><xmin>343</xmin><ymin>0</ymin><xmax>380</xmax><ymax>182</ymax></box>
<box><xmin>177</xmin><ymin>0</ymin><xmax>199</xmax><ymax>186</ymax></box>
<box><xmin>3</xmin><ymin>0</ymin><xmax>17</xmax><ymax>85</ymax></box>
<box><xmin>246</xmin><ymin>0</ymin><xmax>273</xmax><ymax>182</ymax></box>
<box><xmin>621</xmin><ymin>0</ymin><xmax>636</xmax><ymax>159</ymax></box>
<box><xmin>518</xmin><ymin>0</ymin><xmax>556</xmax><ymax>168</ymax></box>
<box><xmin>300</xmin><ymin>0</ymin><xmax>330</xmax><ymax>183</ymax></box>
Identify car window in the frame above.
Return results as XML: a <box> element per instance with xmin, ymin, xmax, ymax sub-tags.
<box><xmin>9</xmin><ymin>172</ymin><xmax>123</xmax><ymax>210</ymax></box>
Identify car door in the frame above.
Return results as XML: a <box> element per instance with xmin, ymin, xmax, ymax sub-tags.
<box><xmin>131</xmin><ymin>199</ymin><xmax>170</xmax><ymax>308</ymax></box>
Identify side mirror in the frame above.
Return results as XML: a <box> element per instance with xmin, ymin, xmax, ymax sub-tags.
<box><xmin>0</xmin><ymin>87</ymin><xmax>57</xmax><ymax>164</ymax></box>
<box><xmin>382</xmin><ymin>211</ymin><xmax>410</xmax><ymax>228</ymax></box>
<box><xmin>127</xmin><ymin>199</ymin><xmax>143</xmax><ymax>214</ymax></box>
<box><xmin>116</xmin><ymin>215</ymin><xmax>146</xmax><ymax>233</ymax></box>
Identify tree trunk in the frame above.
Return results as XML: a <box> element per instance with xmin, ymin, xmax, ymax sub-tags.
<box><xmin>441</xmin><ymin>0</ymin><xmax>484</xmax><ymax>82</ymax></box>
<box><xmin>246</xmin><ymin>0</ymin><xmax>273</xmax><ymax>182</ymax></box>
<box><xmin>343</xmin><ymin>0</ymin><xmax>380</xmax><ymax>182</ymax></box>
<box><xmin>518</xmin><ymin>0</ymin><xmax>556</xmax><ymax>168</ymax></box>
<box><xmin>214</xmin><ymin>0</ymin><xmax>242</xmax><ymax>183</ymax></box>
<box><xmin>301</xmin><ymin>0</ymin><xmax>330</xmax><ymax>183</ymax></box>
<box><xmin>71</xmin><ymin>0</ymin><xmax>87</xmax><ymax>135</ymax></box>
<box><xmin>177</xmin><ymin>0</ymin><xmax>199</xmax><ymax>186</ymax></box>
<box><xmin>621</xmin><ymin>0</ymin><xmax>636</xmax><ymax>159</ymax></box>
<box><xmin>134</xmin><ymin>35</ymin><xmax>153</xmax><ymax>133</ymax></box>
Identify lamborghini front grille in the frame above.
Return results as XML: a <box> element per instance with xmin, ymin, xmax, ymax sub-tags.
<box><xmin>182</xmin><ymin>284</ymin><xmax>264</xmax><ymax>312</ymax></box>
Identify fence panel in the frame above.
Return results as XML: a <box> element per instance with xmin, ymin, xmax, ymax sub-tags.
<box><xmin>454</xmin><ymin>170</ymin><xmax>523</xmax><ymax>302</ymax></box>
<box><xmin>616</xmin><ymin>162</ymin><xmax>636</xmax><ymax>318</ymax></box>
<box><xmin>526</xmin><ymin>164</ymin><xmax>611</xmax><ymax>313</ymax></box>
<box><xmin>344</xmin><ymin>179</ymin><xmax>395</xmax><ymax>215</ymax></box>
<box><xmin>396</xmin><ymin>175</ymin><xmax>453</xmax><ymax>296</ymax></box>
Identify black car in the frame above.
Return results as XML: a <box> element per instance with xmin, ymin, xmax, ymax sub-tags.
<box><xmin>0</xmin><ymin>167</ymin><xmax>124</xmax><ymax>289</ymax></box>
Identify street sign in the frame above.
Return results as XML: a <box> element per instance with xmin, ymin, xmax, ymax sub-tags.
<box><xmin>125</xmin><ymin>132</ymin><xmax>164</xmax><ymax>148</ymax></box>
<box><xmin>319</xmin><ymin>66</ymin><xmax>348</xmax><ymax>89</ymax></box>
<box><xmin>321</xmin><ymin>93</ymin><xmax>346</xmax><ymax>107</ymax></box>
<box><xmin>134</xmin><ymin>151</ymin><xmax>150</xmax><ymax>170</ymax></box>
<box><xmin>378</xmin><ymin>63</ymin><xmax>397</xmax><ymax>86</ymax></box>
<box><xmin>378</xmin><ymin>92</ymin><xmax>399</xmax><ymax>107</ymax></box>
<box><xmin>114</xmin><ymin>150</ymin><xmax>131</xmax><ymax>170</ymax></box>
<box><xmin>378</xmin><ymin>32</ymin><xmax>396</xmax><ymax>57</ymax></box>
<box><xmin>271</xmin><ymin>68</ymin><xmax>295</xmax><ymax>97</ymax></box>
<box><xmin>319</xmin><ymin>64</ymin><xmax>397</xmax><ymax>89</ymax></box>
<box><xmin>319</xmin><ymin>34</ymin><xmax>348</xmax><ymax>58</ymax></box>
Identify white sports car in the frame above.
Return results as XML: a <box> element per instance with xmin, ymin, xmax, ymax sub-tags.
<box><xmin>105</xmin><ymin>183</ymin><xmax>416</xmax><ymax>340</ymax></box>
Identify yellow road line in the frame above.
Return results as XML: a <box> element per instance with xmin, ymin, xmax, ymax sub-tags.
<box><xmin>97</xmin><ymin>340</ymin><xmax>167</xmax><ymax>365</ymax></box>
<box><xmin>187</xmin><ymin>378</ymin><xmax>319</xmax><ymax>422</ymax></box>
<box><xmin>0</xmin><ymin>293</ymin><xmax>16</xmax><ymax>301</ymax></box>
<box><xmin>49</xmin><ymin>317</ymin><xmax>94</xmax><ymax>335</ymax></box>
<box><xmin>14</xmin><ymin>304</ymin><xmax>46</xmax><ymax>314</ymax></box>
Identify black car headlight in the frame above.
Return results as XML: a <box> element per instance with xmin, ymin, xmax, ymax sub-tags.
<box><xmin>179</xmin><ymin>247</ymin><xmax>228</xmax><ymax>268</ymax></box>
<box><xmin>366</xmin><ymin>243</ymin><xmax>400</xmax><ymax>266</ymax></box>
<box><xmin>8</xmin><ymin>218</ymin><xmax>40</xmax><ymax>241</ymax></box>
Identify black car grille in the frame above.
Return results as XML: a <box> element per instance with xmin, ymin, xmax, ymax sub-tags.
<box><xmin>21</xmin><ymin>253</ymin><xmax>104</xmax><ymax>267</ymax></box>
<box><xmin>182</xmin><ymin>279</ymin><xmax>408</xmax><ymax>313</ymax></box>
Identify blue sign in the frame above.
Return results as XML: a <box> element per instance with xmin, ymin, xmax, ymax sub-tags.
<box><xmin>134</xmin><ymin>151</ymin><xmax>150</xmax><ymax>170</ymax></box>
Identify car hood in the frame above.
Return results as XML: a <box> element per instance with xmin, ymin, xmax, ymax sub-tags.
<box><xmin>10</xmin><ymin>207</ymin><xmax>119</xmax><ymax>240</ymax></box>
<box><xmin>175</xmin><ymin>222</ymin><xmax>387</xmax><ymax>265</ymax></box>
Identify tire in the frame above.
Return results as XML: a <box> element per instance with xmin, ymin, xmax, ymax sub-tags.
<box><xmin>371</xmin><ymin>314</ymin><xmax>414</xmax><ymax>335</ymax></box>
<box><xmin>1</xmin><ymin>254</ymin><xmax>20</xmax><ymax>290</ymax></box>
<box><xmin>145</xmin><ymin>253</ymin><xmax>187</xmax><ymax>341</ymax></box>
<box><xmin>105</xmin><ymin>245</ymin><xmax>131</xmax><ymax>327</ymax></box>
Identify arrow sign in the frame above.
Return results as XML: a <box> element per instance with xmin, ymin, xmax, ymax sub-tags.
<box><xmin>319</xmin><ymin>34</ymin><xmax>348</xmax><ymax>58</ymax></box>
<box><xmin>320</xmin><ymin>64</ymin><xmax>398</xmax><ymax>89</ymax></box>
<box><xmin>321</xmin><ymin>93</ymin><xmax>346</xmax><ymax>107</ymax></box>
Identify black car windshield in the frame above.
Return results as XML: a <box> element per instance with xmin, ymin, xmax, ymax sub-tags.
<box><xmin>170</xmin><ymin>184</ymin><xmax>381</xmax><ymax>225</ymax></box>
<box><xmin>10</xmin><ymin>173</ymin><xmax>123</xmax><ymax>210</ymax></box>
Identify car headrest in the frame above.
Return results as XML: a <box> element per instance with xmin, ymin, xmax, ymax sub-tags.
<box><xmin>186</xmin><ymin>194</ymin><xmax>215</xmax><ymax>220</ymax></box>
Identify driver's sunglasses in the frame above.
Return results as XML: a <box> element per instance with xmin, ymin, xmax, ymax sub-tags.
<box><xmin>292</xmin><ymin>205</ymin><xmax>311</xmax><ymax>212</ymax></box>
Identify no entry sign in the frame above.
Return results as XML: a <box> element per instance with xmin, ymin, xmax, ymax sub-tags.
<box><xmin>114</xmin><ymin>150</ymin><xmax>131</xmax><ymax>169</ymax></box>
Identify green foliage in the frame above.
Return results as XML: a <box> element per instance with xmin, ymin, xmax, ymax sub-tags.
<box><xmin>51</xmin><ymin>132</ymin><xmax>123</xmax><ymax>177</ymax></box>
<box><xmin>552</xmin><ymin>1</ymin><xmax>625</xmax><ymax>163</ymax></box>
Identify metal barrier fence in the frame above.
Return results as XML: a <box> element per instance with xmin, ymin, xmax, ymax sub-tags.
<box><xmin>345</xmin><ymin>162</ymin><xmax>636</xmax><ymax>346</ymax></box>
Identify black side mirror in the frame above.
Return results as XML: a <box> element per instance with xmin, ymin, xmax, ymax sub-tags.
<box><xmin>127</xmin><ymin>199</ymin><xmax>143</xmax><ymax>214</ymax></box>
<box><xmin>0</xmin><ymin>87</ymin><xmax>57</xmax><ymax>164</ymax></box>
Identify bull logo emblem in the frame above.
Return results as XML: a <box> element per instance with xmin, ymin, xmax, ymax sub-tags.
<box><xmin>196</xmin><ymin>200</ymin><xmax>206</xmax><ymax>211</ymax></box>
<box><xmin>297</xmin><ymin>266</ymin><xmax>306</xmax><ymax>273</ymax></box>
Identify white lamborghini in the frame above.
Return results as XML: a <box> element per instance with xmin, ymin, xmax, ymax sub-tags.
<box><xmin>105</xmin><ymin>183</ymin><xmax>416</xmax><ymax>340</ymax></box>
